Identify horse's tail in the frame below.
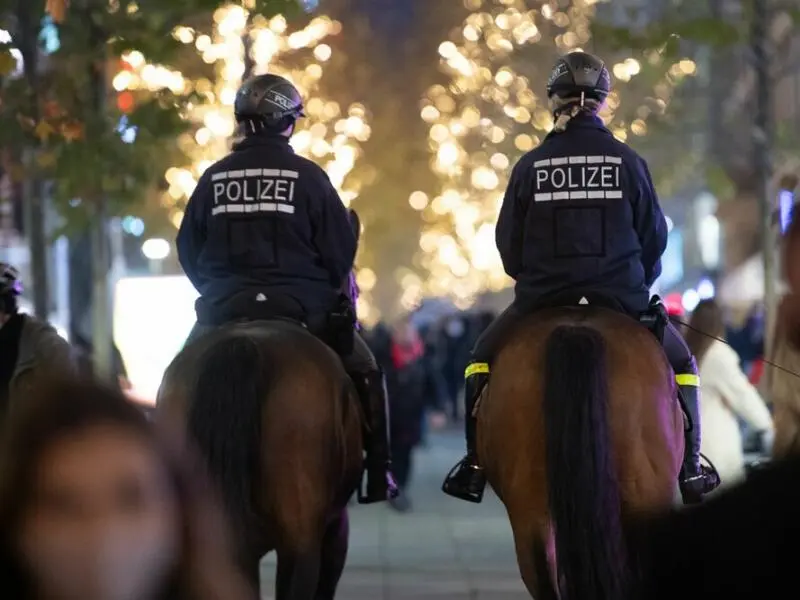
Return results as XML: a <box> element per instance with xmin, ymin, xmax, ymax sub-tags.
<box><xmin>187</xmin><ymin>334</ymin><xmax>269</xmax><ymax>535</ymax></box>
<box><xmin>542</xmin><ymin>325</ymin><xmax>627</xmax><ymax>600</ymax></box>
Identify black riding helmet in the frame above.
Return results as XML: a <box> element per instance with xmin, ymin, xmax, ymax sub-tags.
<box><xmin>0</xmin><ymin>262</ymin><xmax>21</xmax><ymax>313</ymax></box>
<box><xmin>234</xmin><ymin>73</ymin><xmax>305</xmax><ymax>134</ymax></box>
<box><xmin>546</xmin><ymin>51</ymin><xmax>611</xmax><ymax>103</ymax></box>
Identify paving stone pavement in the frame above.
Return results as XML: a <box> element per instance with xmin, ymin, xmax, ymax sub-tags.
<box><xmin>260</xmin><ymin>428</ymin><xmax>529</xmax><ymax>599</ymax></box>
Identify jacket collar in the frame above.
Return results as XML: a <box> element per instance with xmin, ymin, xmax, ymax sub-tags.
<box><xmin>545</xmin><ymin>114</ymin><xmax>610</xmax><ymax>140</ymax></box>
<box><xmin>233</xmin><ymin>134</ymin><xmax>294</xmax><ymax>152</ymax></box>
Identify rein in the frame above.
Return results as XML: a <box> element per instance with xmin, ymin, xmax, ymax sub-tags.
<box><xmin>676</xmin><ymin>318</ymin><xmax>800</xmax><ymax>381</ymax></box>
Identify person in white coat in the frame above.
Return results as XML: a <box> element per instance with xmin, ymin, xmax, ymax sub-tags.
<box><xmin>684</xmin><ymin>299</ymin><xmax>773</xmax><ymax>488</ymax></box>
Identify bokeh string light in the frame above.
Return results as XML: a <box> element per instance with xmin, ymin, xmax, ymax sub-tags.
<box><xmin>414</xmin><ymin>0</ymin><xmax>697</xmax><ymax>308</ymax></box>
<box><xmin>113</xmin><ymin>3</ymin><xmax>381</xmax><ymax>323</ymax></box>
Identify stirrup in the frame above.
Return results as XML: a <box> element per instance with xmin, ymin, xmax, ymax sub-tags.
<box><xmin>444</xmin><ymin>456</ymin><xmax>482</xmax><ymax>478</ymax></box>
<box><xmin>698</xmin><ymin>452</ymin><xmax>721</xmax><ymax>489</ymax></box>
<box><xmin>358</xmin><ymin>465</ymin><xmax>397</xmax><ymax>504</ymax></box>
<box><xmin>442</xmin><ymin>457</ymin><xmax>485</xmax><ymax>503</ymax></box>
<box><xmin>680</xmin><ymin>453</ymin><xmax>720</xmax><ymax>503</ymax></box>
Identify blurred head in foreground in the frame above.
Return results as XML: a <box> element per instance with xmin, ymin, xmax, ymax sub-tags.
<box><xmin>0</xmin><ymin>378</ymin><xmax>254</xmax><ymax>600</ymax></box>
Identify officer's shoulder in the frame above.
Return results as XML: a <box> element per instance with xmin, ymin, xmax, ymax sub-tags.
<box><xmin>288</xmin><ymin>153</ymin><xmax>330</xmax><ymax>179</ymax></box>
<box><xmin>200</xmin><ymin>155</ymin><xmax>235</xmax><ymax>178</ymax></box>
<box><xmin>515</xmin><ymin>146</ymin><xmax>546</xmax><ymax>169</ymax></box>
<box><xmin>606</xmin><ymin>137</ymin><xmax>647</xmax><ymax>167</ymax></box>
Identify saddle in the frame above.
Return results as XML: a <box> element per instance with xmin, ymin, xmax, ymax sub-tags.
<box><xmin>527</xmin><ymin>290</ymin><xmax>627</xmax><ymax>313</ymax></box>
<box><xmin>524</xmin><ymin>290</ymin><xmax>668</xmax><ymax>343</ymax></box>
<box><xmin>196</xmin><ymin>291</ymin><xmax>356</xmax><ymax>355</ymax></box>
<box><xmin>196</xmin><ymin>291</ymin><xmax>306</xmax><ymax>327</ymax></box>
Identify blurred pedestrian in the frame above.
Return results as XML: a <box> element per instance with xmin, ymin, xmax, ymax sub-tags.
<box><xmin>366</xmin><ymin>322</ymin><xmax>393</xmax><ymax>374</ymax></box>
<box><xmin>0</xmin><ymin>263</ymin><xmax>75</xmax><ymax>417</ymax></box>
<box><xmin>725</xmin><ymin>303</ymin><xmax>764</xmax><ymax>377</ymax></box>
<box><xmin>418</xmin><ymin>321</ymin><xmax>449</xmax><ymax>444</ymax></box>
<box><xmin>71</xmin><ymin>332</ymin><xmax>130</xmax><ymax>391</ymax></box>
<box><xmin>0</xmin><ymin>378</ymin><xmax>254</xmax><ymax>600</ymax></box>
<box><xmin>685</xmin><ymin>300</ymin><xmax>773</xmax><ymax>487</ymax></box>
<box><xmin>386</xmin><ymin>318</ymin><xmax>427</xmax><ymax>512</ymax></box>
<box><xmin>441</xmin><ymin>315</ymin><xmax>470</xmax><ymax>421</ymax></box>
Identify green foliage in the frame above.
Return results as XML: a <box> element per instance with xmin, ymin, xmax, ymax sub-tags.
<box><xmin>0</xmin><ymin>0</ymin><xmax>311</xmax><ymax>233</ymax></box>
<box><xmin>705</xmin><ymin>164</ymin><xmax>736</xmax><ymax>201</ymax></box>
<box><xmin>590</xmin><ymin>0</ymin><xmax>768</xmax><ymax>52</ymax></box>
<box><xmin>598</xmin><ymin>0</ymin><xmax>800</xmax><ymax>55</ymax></box>
<box><xmin>593</xmin><ymin>18</ymin><xmax>741</xmax><ymax>55</ymax></box>
<box><xmin>102</xmin><ymin>0</ymin><xmax>310</xmax><ymax>63</ymax></box>
<box><xmin>592</xmin><ymin>0</ymin><xmax>800</xmax><ymax>200</ymax></box>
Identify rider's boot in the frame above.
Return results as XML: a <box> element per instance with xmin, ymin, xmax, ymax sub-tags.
<box><xmin>678</xmin><ymin>378</ymin><xmax>721</xmax><ymax>504</ymax></box>
<box><xmin>442</xmin><ymin>361</ymin><xmax>489</xmax><ymax>503</ymax></box>
<box><xmin>351</xmin><ymin>369</ymin><xmax>399</xmax><ymax>504</ymax></box>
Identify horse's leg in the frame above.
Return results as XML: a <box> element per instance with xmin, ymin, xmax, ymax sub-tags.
<box><xmin>512</xmin><ymin>531</ymin><xmax>540</xmax><ymax>597</ymax></box>
<box><xmin>314</xmin><ymin>508</ymin><xmax>350</xmax><ymax>599</ymax></box>
<box><xmin>507</xmin><ymin>508</ymin><xmax>559</xmax><ymax>600</ymax></box>
<box><xmin>275</xmin><ymin>551</ymin><xmax>294</xmax><ymax>599</ymax></box>
<box><xmin>275</xmin><ymin>545</ymin><xmax>322</xmax><ymax>600</ymax></box>
<box><xmin>514</xmin><ymin>532</ymin><xmax>562</xmax><ymax>599</ymax></box>
<box><xmin>533</xmin><ymin>536</ymin><xmax>559</xmax><ymax>600</ymax></box>
<box><xmin>509</xmin><ymin>514</ymin><xmax>546</xmax><ymax>599</ymax></box>
<box><xmin>241</xmin><ymin>550</ymin><xmax>263</xmax><ymax>597</ymax></box>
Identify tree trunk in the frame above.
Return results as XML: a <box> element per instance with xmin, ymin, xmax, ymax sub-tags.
<box><xmin>752</xmin><ymin>0</ymin><xmax>778</xmax><ymax>358</ymax></box>
<box><xmin>87</xmin><ymin>6</ymin><xmax>114</xmax><ymax>381</ymax></box>
<box><xmin>90</xmin><ymin>206</ymin><xmax>113</xmax><ymax>380</ymax></box>
<box><xmin>21</xmin><ymin>155</ymin><xmax>49</xmax><ymax>317</ymax></box>
<box><xmin>67</xmin><ymin>230</ymin><xmax>91</xmax><ymax>339</ymax></box>
<box><xmin>17</xmin><ymin>0</ymin><xmax>49</xmax><ymax>317</ymax></box>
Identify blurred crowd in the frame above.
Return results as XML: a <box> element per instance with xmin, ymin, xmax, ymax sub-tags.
<box><xmin>360</xmin><ymin>308</ymin><xmax>494</xmax><ymax>511</ymax></box>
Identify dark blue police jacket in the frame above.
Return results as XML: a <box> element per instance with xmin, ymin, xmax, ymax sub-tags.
<box><xmin>495</xmin><ymin>114</ymin><xmax>668</xmax><ymax>314</ymax></box>
<box><xmin>176</xmin><ymin>134</ymin><xmax>357</xmax><ymax>315</ymax></box>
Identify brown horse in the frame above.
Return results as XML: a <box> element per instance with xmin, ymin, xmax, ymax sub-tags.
<box><xmin>477</xmin><ymin>305</ymin><xmax>685</xmax><ymax>600</ymax></box>
<box><xmin>156</xmin><ymin>320</ymin><xmax>363</xmax><ymax>600</ymax></box>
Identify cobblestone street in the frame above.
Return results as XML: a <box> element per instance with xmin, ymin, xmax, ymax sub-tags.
<box><xmin>261</xmin><ymin>429</ymin><xmax>529</xmax><ymax>599</ymax></box>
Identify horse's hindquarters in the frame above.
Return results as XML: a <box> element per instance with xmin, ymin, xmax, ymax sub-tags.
<box><xmin>157</xmin><ymin>322</ymin><xmax>363</xmax><ymax>597</ymax></box>
<box><xmin>477</xmin><ymin>308</ymin><xmax>685</xmax><ymax>597</ymax></box>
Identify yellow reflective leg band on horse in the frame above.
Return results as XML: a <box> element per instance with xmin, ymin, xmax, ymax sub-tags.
<box><xmin>675</xmin><ymin>373</ymin><xmax>700</xmax><ymax>387</ymax></box>
<box><xmin>465</xmin><ymin>362</ymin><xmax>490</xmax><ymax>379</ymax></box>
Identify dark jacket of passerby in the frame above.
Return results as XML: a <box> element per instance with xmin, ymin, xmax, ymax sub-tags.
<box><xmin>387</xmin><ymin>328</ymin><xmax>427</xmax><ymax>449</ymax></box>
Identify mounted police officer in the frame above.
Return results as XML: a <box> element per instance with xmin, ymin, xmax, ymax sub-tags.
<box><xmin>441</xmin><ymin>52</ymin><xmax>720</xmax><ymax>505</ymax></box>
<box><xmin>0</xmin><ymin>263</ymin><xmax>75</xmax><ymax>411</ymax></box>
<box><xmin>176</xmin><ymin>73</ymin><xmax>397</xmax><ymax>503</ymax></box>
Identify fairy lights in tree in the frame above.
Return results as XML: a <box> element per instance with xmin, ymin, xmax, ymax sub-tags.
<box><xmin>412</xmin><ymin>0</ymin><xmax>697</xmax><ymax>307</ymax></box>
<box><xmin>113</xmin><ymin>4</ymin><xmax>381</xmax><ymax>323</ymax></box>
